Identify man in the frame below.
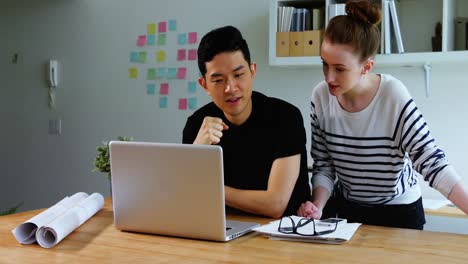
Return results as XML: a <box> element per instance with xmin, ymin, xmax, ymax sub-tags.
<box><xmin>182</xmin><ymin>26</ymin><xmax>310</xmax><ymax>218</ymax></box>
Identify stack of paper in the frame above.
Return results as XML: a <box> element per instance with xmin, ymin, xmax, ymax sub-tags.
<box><xmin>12</xmin><ymin>192</ymin><xmax>104</xmax><ymax>248</ymax></box>
<box><xmin>253</xmin><ymin>216</ymin><xmax>361</xmax><ymax>244</ymax></box>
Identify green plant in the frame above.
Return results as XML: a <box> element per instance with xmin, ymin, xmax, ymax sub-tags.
<box><xmin>93</xmin><ymin>136</ymin><xmax>133</xmax><ymax>180</ymax></box>
<box><xmin>0</xmin><ymin>202</ymin><xmax>23</xmax><ymax>216</ymax></box>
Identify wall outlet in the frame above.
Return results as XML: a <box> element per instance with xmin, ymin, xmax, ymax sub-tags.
<box><xmin>48</xmin><ymin>119</ymin><xmax>62</xmax><ymax>135</ymax></box>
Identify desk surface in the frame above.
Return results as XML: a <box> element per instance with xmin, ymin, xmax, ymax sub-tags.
<box><xmin>1</xmin><ymin>199</ymin><xmax>467</xmax><ymax>264</ymax></box>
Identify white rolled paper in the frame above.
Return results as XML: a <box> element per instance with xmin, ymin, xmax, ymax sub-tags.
<box><xmin>12</xmin><ymin>192</ymin><xmax>89</xmax><ymax>244</ymax></box>
<box><xmin>36</xmin><ymin>193</ymin><xmax>104</xmax><ymax>248</ymax></box>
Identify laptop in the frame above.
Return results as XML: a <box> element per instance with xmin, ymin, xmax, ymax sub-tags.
<box><xmin>109</xmin><ymin>141</ymin><xmax>260</xmax><ymax>242</ymax></box>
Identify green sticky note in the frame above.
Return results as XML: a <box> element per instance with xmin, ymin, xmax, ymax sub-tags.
<box><xmin>147</xmin><ymin>68</ymin><xmax>156</xmax><ymax>80</ymax></box>
<box><xmin>158</xmin><ymin>34</ymin><xmax>167</xmax><ymax>45</ymax></box>
<box><xmin>138</xmin><ymin>51</ymin><xmax>147</xmax><ymax>63</ymax></box>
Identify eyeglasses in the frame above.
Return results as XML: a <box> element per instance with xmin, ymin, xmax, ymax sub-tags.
<box><xmin>278</xmin><ymin>216</ymin><xmax>338</xmax><ymax>236</ymax></box>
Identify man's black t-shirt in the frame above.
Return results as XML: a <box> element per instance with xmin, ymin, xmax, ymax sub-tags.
<box><xmin>182</xmin><ymin>91</ymin><xmax>310</xmax><ymax>216</ymax></box>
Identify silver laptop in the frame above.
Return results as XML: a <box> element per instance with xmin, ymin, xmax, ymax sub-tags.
<box><xmin>109</xmin><ymin>141</ymin><xmax>260</xmax><ymax>242</ymax></box>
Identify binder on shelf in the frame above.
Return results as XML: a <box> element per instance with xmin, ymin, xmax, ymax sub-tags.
<box><xmin>455</xmin><ymin>17</ymin><xmax>468</xmax><ymax>50</ymax></box>
<box><xmin>388</xmin><ymin>0</ymin><xmax>404</xmax><ymax>53</ymax></box>
<box><xmin>328</xmin><ymin>4</ymin><xmax>345</xmax><ymax>23</ymax></box>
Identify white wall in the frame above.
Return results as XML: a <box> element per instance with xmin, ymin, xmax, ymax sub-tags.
<box><xmin>1</xmin><ymin>0</ymin><xmax>467</xmax><ymax>214</ymax></box>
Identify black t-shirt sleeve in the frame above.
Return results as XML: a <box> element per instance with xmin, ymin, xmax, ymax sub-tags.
<box><xmin>272</xmin><ymin>103</ymin><xmax>307</xmax><ymax>159</ymax></box>
<box><xmin>182</xmin><ymin>116</ymin><xmax>200</xmax><ymax>144</ymax></box>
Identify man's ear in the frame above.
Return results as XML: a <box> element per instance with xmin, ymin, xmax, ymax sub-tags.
<box><xmin>250</xmin><ymin>62</ymin><xmax>257</xmax><ymax>79</ymax></box>
<box><xmin>198</xmin><ymin>76</ymin><xmax>209</xmax><ymax>95</ymax></box>
<box><xmin>361</xmin><ymin>59</ymin><xmax>375</xmax><ymax>75</ymax></box>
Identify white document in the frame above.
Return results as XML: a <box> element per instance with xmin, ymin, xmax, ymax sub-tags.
<box><xmin>11</xmin><ymin>192</ymin><xmax>104</xmax><ymax>248</ymax></box>
<box><xmin>253</xmin><ymin>216</ymin><xmax>361</xmax><ymax>244</ymax></box>
<box><xmin>423</xmin><ymin>198</ymin><xmax>451</xmax><ymax>210</ymax></box>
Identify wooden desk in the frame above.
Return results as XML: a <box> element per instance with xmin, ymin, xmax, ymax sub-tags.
<box><xmin>1</xmin><ymin>199</ymin><xmax>467</xmax><ymax>264</ymax></box>
<box><xmin>425</xmin><ymin>205</ymin><xmax>467</xmax><ymax>218</ymax></box>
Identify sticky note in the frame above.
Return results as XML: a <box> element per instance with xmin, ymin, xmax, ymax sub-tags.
<box><xmin>160</xmin><ymin>83</ymin><xmax>169</xmax><ymax>95</ymax></box>
<box><xmin>130</xmin><ymin>51</ymin><xmax>139</xmax><ymax>63</ymax></box>
<box><xmin>167</xmin><ymin>68</ymin><xmax>177</xmax><ymax>79</ymax></box>
<box><xmin>179</xmin><ymin>98</ymin><xmax>188</xmax><ymax>110</ymax></box>
<box><xmin>188</xmin><ymin>81</ymin><xmax>197</xmax><ymax>94</ymax></box>
<box><xmin>188</xmin><ymin>49</ymin><xmax>197</xmax><ymax>60</ymax></box>
<box><xmin>147</xmin><ymin>68</ymin><xmax>156</xmax><ymax>80</ymax></box>
<box><xmin>137</xmin><ymin>35</ymin><xmax>146</xmax><ymax>46</ymax></box>
<box><xmin>157</xmin><ymin>68</ymin><xmax>166</xmax><ymax>79</ymax></box>
<box><xmin>158</xmin><ymin>21</ymin><xmax>167</xmax><ymax>33</ymax></box>
<box><xmin>177</xmin><ymin>49</ymin><xmax>186</xmax><ymax>61</ymax></box>
<box><xmin>177</xmin><ymin>67</ymin><xmax>187</xmax><ymax>79</ymax></box>
<box><xmin>156</xmin><ymin>50</ymin><xmax>166</xmax><ymax>62</ymax></box>
<box><xmin>147</xmin><ymin>34</ymin><xmax>156</xmax><ymax>46</ymax></box>
<box><xmin>147</xmin><ymin>83</ymin><xmax>156</xmax><ymax>95</ymax></box>
<box><xmin>169</xmin><ymin>20</ymin><xmax>177</xmax><ymax>31</ymax></box>
<box><xmin>147</xmin><ymin>23</ymin><xmax>156</xmax><ymax>34</ymax></box>
<box><xmin>158</xmin><ymin>34</ymin><xmax>167</xmax><ymax>45</ymax></box>
<box><xmin>188</xmin><ymin>97</ymin><xmax>197</xmax><ymax>110</ymax></box>
<box><xmin>129</xmin><ymin>68</ymin><xmax>138</xmax><ymax>79</ymax></box>
<box><xmin>138</xmin><ymin>51</ymin><xmax>147</xmax><ymax>63</ymax></box>
<box><xmin>188</xmin><ymin>32</ymin><xmax>197</xmax><ymax>44</ymax></box>
<box><xmin>159</xmin><ymin>97</ymin><xmax>168</xmax><ymax>108</ymax></box>
<box><xmin>178</xmin><ymin>33</ymin><xmax>187</xmax><ymax>45</ymax></box>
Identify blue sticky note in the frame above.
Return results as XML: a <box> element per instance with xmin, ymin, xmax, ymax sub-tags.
<box><xmin>169</xmin><ymin>20</ymin><xmax>177</xmax><ymax>31</ymax></box>
<box><xmin>130</xmin><ymin>51</ymin><xmax>139</xmax><ymax>63</ymax></box>
<box><xmin>146</xmin><ymin>83</ymin><xmax>156</xmax><ymax>95</ymax></box>
<box><xmin>167</xmin><ymin>68</ymin><xmax>177</xmax><ymax>79</ymax></box>
<box><xmin>159</xmin><ymin>97</ymin><xmax>168</xmax><ymax>108</ymax></box>
<box><xmin>178</xmin><ymin>33</ymin><xmax>187</xmax><ymax>45</ymax></box>
<box><xmin>188</xmin><ymin>97</ymin><xmax>197</xmax><ymax>110</ymax></box>
<box><xmin>157</xmin><ymin>67</ymin><xmax>166</xmax><ymax>79</ymax></box>
<box><xmin>147</xmin><ymin>34</ymin><xmax>156</xmax><ymax>46</ymax></box>
<box><xmin>188</xmin><ymin>81</ymin><xmax>197</xmax><ymax>94</ymax></box>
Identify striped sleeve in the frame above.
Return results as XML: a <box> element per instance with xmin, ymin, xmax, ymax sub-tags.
<box><xmin>399</xmin><ymin>99</ymin><xmax>461</xmax><ymax>197</ymax></box>
<box><xmin>310</xmin><ymin>100</ymin><xmax>335</xmax><ymax>195</ymax></box>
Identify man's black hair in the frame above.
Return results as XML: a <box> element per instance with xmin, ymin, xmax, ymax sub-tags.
<box><xmin>197</xmin><ymin>25</ymin><xmax>251</xmax><ymax>77</ymax></box>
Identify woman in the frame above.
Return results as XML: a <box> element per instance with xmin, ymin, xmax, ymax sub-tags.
<box><xmin>298</xmin><ymin>0</ymin><xmax>468</xmax><ymax>229</ymax></box>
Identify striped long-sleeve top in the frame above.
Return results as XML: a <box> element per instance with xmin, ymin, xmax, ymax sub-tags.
<box><xmin>310</xmin><ymin>74</ymin><xmax>461</xmax><ymax>205</ymax></box>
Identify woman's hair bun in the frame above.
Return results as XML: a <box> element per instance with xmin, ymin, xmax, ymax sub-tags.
<box><xmin>345</xmin><ymin>0</ymin><xmax>381</xmax><ymax>26</ymax></box>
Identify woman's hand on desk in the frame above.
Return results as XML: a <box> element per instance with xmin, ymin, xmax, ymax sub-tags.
<box><xmin>297</xmin><ymin>201</ymin><xmax>322</xmax><ymax>219</ymax></box>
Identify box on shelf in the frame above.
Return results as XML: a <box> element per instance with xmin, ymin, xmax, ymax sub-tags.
<box><xmin>276</xmin><ymin>30</ymin><xmax>323</xmax><ymax>57</ymax></box>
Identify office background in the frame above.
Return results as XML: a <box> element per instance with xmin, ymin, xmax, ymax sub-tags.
<box><xmin>1</xmin><ymin>0</ymin><xmax>468</xmax><ymax>213</ymax></box>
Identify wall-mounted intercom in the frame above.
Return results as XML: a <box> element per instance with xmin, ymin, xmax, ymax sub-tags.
<box><xmin>47</xmin><ymin>60</ymin><xmax>58</xmax><ymax>88</ymax></box>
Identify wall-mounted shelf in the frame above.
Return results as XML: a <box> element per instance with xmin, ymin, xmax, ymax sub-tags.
<box><xmin>269</xmin><ymin>0</ymin><xmax>468</xmax><ymax>68</ymax></box>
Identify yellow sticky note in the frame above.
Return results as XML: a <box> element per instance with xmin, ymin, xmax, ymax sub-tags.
<box><xmin>129</xmin><ymin>68</ymin><xmax>138</xmax><ymax>79</ymax></box>
<box><xmin>156</xmin><ymin>50</ymin><xmax>166</xmax><ymax>62</ymax></box>
<box><xmin>147</xmin><ymin>23</ymin><xmax>156</xmax><ymax>34</ymax></box>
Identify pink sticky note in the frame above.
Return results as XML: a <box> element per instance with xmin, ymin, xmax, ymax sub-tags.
<box><xmin>179</xmin><ymin>98</ymin><xmax>188</xmax><ymax>110</ymax></box>
<box><xmin>137</xmin><ymin>35</ymin><xmax>146</xmax><ymax>46</ymax></box>
<box><xmin>160</xmin><ymin>83</ymin><xmax>169</xmax><ymax>95</ymax></box>
<box><xmin>176</xmin><ymin>67</ymin><xmax>187</xmax><ymax>79</ymax></box>
<box><xmin>158</xmin><ymin>21</ymin><xmax>167</xmax><ymax>33</ymax></box>
<box><xmin>177</xmin><ymin>49</ymin><xmax>186</xmax><ymax>61</ymax></box>
<box><xmin>188</xmin><ymin>32</ymin><xmax>197</xmax><ymax>44</ymax></box>
<box><xmin>188</xmin><ymin>49</ymin><xmax>197</xmax><ymax>60</ymax></box>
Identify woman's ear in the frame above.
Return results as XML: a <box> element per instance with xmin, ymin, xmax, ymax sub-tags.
<box><xmin>361</xmin><ymin>59</ymin><xmax>375</xmax><ymax>75</ymax></box>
